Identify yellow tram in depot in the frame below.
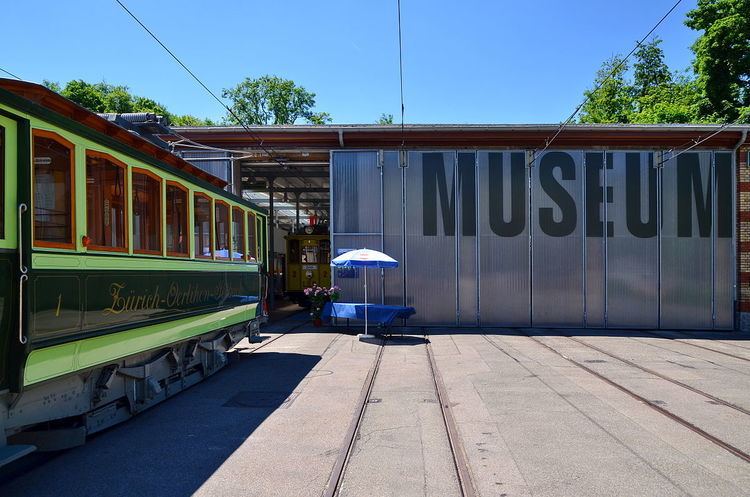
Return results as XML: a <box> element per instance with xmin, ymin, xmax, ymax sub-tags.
<box><xmin>284</xmin><ymin>226</ymin><xmax>331</xmax><ymax>304</ymax></box>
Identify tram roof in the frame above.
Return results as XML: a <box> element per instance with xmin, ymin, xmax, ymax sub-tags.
<box><xmin>0</xmin><ymin>78</ymin><xmax>228</xmax><ymax>189</ymax></box>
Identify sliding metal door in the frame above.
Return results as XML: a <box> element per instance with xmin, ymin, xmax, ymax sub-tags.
<box><xmin>606</xmin><ymin>151</ymin><xmax>659</xmax><ymax>328</ymax></box>
<box><xmin>660</xmin><ymin>151</ymin><xmax>713</xmax><ymax>329</ymax></box>
<box><xmin>478</xmin><ymin>151</ymin><xmax>530</xmax><ymax>326</ymax></box>
<box><xmin>405</xmin><ymin>151</ymin><xmax>457</xmax><ymax>325</ymax></box>
<box><xmin>531</xmin><ymin>151</ymin><xmax>584</xmax><ymax>327</ymax></box>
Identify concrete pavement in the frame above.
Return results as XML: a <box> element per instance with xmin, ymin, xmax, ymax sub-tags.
<box><xmin>2</xmin><ymin>323</ymin><xmax>750</xmax><ymax>496</ymax></box>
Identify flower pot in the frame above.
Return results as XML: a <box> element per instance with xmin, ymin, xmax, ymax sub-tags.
<box><xmin>313</xmin><ymin>318</ymin><xmax>323</xmax><ymax>327</ymax></box>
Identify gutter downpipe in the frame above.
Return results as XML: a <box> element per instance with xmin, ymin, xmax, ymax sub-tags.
<box><xmin>338</xmin><ymin>129</ymin><xmax>345</xmax><ymax>148</ymax></box>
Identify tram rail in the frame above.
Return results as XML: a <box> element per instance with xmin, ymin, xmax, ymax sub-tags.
<box><xmin>322</xmin><ymin>333</ymin><xmax>476</xmax><ymax>497</ymax></box>
<box><xmin>640</xmin><ymin>330</ymin><xmax>750</xmax><ymax>363</ymax></box>
<box><xmin>488</xmin><ymin>332</ymin><xmax>750</xmax><ymax>464</ymax></box>
<box><xmin>558</xmin><ymin>334</ymin><xmax>750</xmax><ymax>416</ymax></box>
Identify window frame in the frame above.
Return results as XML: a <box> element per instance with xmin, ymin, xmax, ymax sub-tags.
<box><xmin>131</xmin><ymin>167</ymin><xmax>163</xmax><ymax>256</ymax></box>
<box><xmin>247</xmin><ymin>210</ymin><xmax>257</xmax><ymax>262</ymax></box>
<box><xmin>32</xmin><ymin>129</ymin><xmax>76</xmax><ymax>250</ymax></box>
<box><xmin>231</xmin><ymin>206</ymin><xmax>246</xmax><ymax>262</ymax></box>
<box><xmin>166</xmin><ymin>180</ymin><xmax>190</xmax><ymax>258</ymax></box>
<box><xmin>214</xmin><ymin>199</ymin><xmax>231</xmax><ymax>261</ymax></box>
<box><xmin>193</xmin><ymin>191</ymin><xmax>213</xmax><ymax>259</ymax></box>
<box><xmin>85</xmin><ymin>149</ymin><xmax>129</xmax><ymax>253</ymax></box>
<box><xmin>0</xmin><ymin>125</ymin><xmax>4</xmax><ymax>240</ymax></box>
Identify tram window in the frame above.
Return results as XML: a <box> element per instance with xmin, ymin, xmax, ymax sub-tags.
<box><xmin>215</xmin><ymin>201</ymin><xmax>230</xmax><ymax>259</ymax></box>
<box><xmin>247</xmin><ymin>211</ymin><xmax>256</xmax><ymax>261</ymax></box>
<box><xmin>301</xmin><ymin>242</ymin><xmax>319</xmax><ymax>263</ymax></box>
<box><xmin>320</xmin><ymin>239</ymin><xmax>331</xmax><ymax>264</ymax></box>
<box><xmin>33</xmin><ymin>131</ymin><xmax>74</xmax><ymax>248</ymax></box>
<box><xmin>0</xmin><ymin>126</ymin><xmax>4</xmax><ymax>239</ymax></box>
<box><xmin>166</xmin><ymin>183</ymin><xmax>188</xmax><ymax>256</ymax></box>
<box><xmin>86</xmin><ymin>152</ymin><xmax>127</xmax><ymax>251</ymax></box>
<box><xmin>231</xmin><ymin>207</ymin><xmax>245</xmax><ymax>261</ymax></box>
<box><xmin>194</xmin><ymin>193</ymin><xmax>212</xmax><ymax>258</ymax></box>
<box><xmin>132</xmin><ymin>170</ymin><xmax>161</xmax><ymax>254</ymax></box>
<box><xmin>288</xmin><ymin>239</ymin><xmax>300</xmax><ymax>264</ymax></box>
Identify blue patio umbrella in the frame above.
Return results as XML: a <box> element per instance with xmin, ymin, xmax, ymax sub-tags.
<box><xmin>330</xmin><ymin>248</ymin><xmax>399</xmax><ymax>338</ymax></box>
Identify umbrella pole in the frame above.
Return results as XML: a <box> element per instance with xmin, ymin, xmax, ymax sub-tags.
<box><xmin>364</xmin><ymin>267</ymin><xmax>369</xmax><ymax>337</ymax></box>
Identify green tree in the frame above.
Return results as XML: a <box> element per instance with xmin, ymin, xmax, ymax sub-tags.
<box><xmin>43</xmin><ymin>79</ymin><xmax>216</xmax><ymax>125</ymax></box>
<box><xmin>377</xmin><ymin>113</ymin><xmax>394</xmax><ymax>124</ymax></box>
<box><xmin>222</xmin><ymin>75</ymin><xmax>331</xmax><ymax>125</ymax></box>
<box><xmin>171</xmin><ymin>114</ymin><xmax>217</xmax><ymax>126</ymax></box>
<box><xmin>631</xmin><ymin>73</ymin><xmax>706</xmax><ymax>123</ymax></box>
<box><xmin>686</xmin><ymin>0</ymin><xmax>750</xmax><ymax>121</ymax></box>
<box><xmin>632</xmin><ymin>37</ymin><xmax>672</xmax><ymax>99</ymax></box>
<box><xmin>53</xmin><ymin>79</ymin><xmax>107</xmax><ymax>113</ymax></box>
<box><xmin>579</xmin><ymin>56</ymin><xmax>634</xmax><ymax>123</ymax></box>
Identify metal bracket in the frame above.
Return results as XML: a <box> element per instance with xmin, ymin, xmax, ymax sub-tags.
<box><xmin>399</xmin><ymin>149</ymin><xmax>407</xmax><ymax>168</ymax></box>
<box><xmin>526</xmin><ymin>150</ymin><xmax>536</xmax><ymax>168</ymax></box>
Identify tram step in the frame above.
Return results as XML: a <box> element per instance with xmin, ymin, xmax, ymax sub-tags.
<box><xmin>0</xmin><ymin>444</ymin><xmax>36</xmax><ymax>467</ymax></box>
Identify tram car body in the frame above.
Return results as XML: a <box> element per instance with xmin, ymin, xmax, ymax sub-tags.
<box><xmin>284</xmin><ymin>227</ymin><xmax>331</xmax><ymax>303</ymax></box>
<box><xmin>0</xmin><ymin>79</ymin><xmax>268</xmax><ymax>465</ymax></box>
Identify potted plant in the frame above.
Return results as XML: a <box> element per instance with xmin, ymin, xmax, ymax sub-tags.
<box><xmin>304</xmin><ymin>284</ymin><xmax>341</xmax><ymax>327</ymax></box>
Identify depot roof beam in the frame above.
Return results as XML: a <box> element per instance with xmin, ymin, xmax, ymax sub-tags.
<box><xmin>241</xmin><ymin>170</ymin><xmax>329</xmax><ymax>178</ymax></box>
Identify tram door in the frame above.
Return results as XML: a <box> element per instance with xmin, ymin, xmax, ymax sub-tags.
<box><xmin>0</xmin><ymin>116</ymin><xmax>18</xmax><ymax>391</ymax></box>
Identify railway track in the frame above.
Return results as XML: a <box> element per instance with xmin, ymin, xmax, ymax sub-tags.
<box><xmin>639</xmin><ymin>330</ymin><xmax>750</xmax><ymax>363</ymax></box>
<box><xmin>561</xmin><ymin>335</ymin><xmax>750</xmax><ymax>416</ymax></box>
<box><xmin>243</xmin><ymin>316</ymin><xmax>310</xmax><ymax>354</ymax></box>
<box><xmin>489</xmin><ymin>332</ymin><xmax>750</xmax><ymax>464</ymax></box>
<box><xmin>322</xmin><ymin>334</ymin><xmax>476</xmax><ymax>497</ymax></box>
<box><xmin>645</xmin><ymin>329</ymin><xmax>750</xmax><ymax>353</ymax></box>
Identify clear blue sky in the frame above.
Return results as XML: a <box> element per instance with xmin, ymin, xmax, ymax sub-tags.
<box><xmin>4</xmin><ymin>1</ymin><xmax>700</xmax><ymax>124</ymax></box>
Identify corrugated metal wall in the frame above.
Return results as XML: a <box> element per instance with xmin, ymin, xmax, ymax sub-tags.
<box><xmin>331</xmin><ymin>149</ymin><xmax>735</xmax><ymax>330</ymax></box>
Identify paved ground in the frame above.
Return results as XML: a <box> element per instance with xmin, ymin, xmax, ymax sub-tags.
<box><xmin>2</xmin><ymin>320</ymin><xmax>750</xmax><ymax>496</ymax></box>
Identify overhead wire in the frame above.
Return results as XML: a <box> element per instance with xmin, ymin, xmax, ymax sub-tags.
<box><xmin>397</xmin><ymin>0</ymin><xmax>406</xmax><ymax>148</ymax></box>
<box><xmin>0</xmin><ymin>66</ymin><xmax>22</xmax><ymax>80</ymax></box>
<box><xmin>113</xmin><ymin>0</ymin><xmax>288</xmax><ymax>169</ymax></box>
<box><xmin>658</xmin><ymin>118</ymin><xmax>747</xmax><ymax>166</ymax></box>
<box><xmin>529</xmin><ymin>0</ymin><xmax>684</xmax><ymax>165</ymax></box>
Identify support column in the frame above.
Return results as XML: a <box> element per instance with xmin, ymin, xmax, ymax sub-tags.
<box><xmin>295</xmin><ymin>193</ymin><xmax>300</xmax><ymax>232</ymax></box>
<box><xmin>268</xmin><ymin>177</ymin><xmax>276</xmax><ymax>309</ymax></box>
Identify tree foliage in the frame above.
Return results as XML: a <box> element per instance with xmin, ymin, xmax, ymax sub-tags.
<box><xmin>580</xmin><ymin>2</ymin><xmax>750</xmax><ymax>124</ymax></box>
<box><xmin>42</xmin><ymin>79</ymin><xmax>215</xmax><ymax>125</ymax></box>
<box><xmin>221</xmin><ymin>75</ymin><xmax>331</xmax><ymax>125</ymax></box>
<box><xmin>686</xmin><ymin>0</ymin><xmax>750</xmax><ymax>121</ymax></box>
<box><xmin>378</xmin><ymin>113</ymin><xmax>394</xmax><ymax>124</ymax></box>
<box><xmin>579</xmin><ymin>39</ymin><xmax>714</xmax><ymax>124</ymax></box>
<box><xmin>632</xmin><ymin>38</ymin><xmax>671</xmax><ymax>98</ymax></box>
<box><xmin>579</xmin><ymin>56</ymin><xmax>634</xmax><ymax>123</ymax></box>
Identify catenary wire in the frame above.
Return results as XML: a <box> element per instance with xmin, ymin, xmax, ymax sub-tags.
<box><xmin>397</xmin><ymin>0</ymin><xmax>406</xmax><ymax>148</ymax></box>
<box><xmin>113</xmin><ymin>0</ymin><xmax>288</xmax><ymax>169</ymax></box>
<box><xmin>0</xmin><ymin>66</ymin><xmax>22</xmax><ymax>80</ymax></box>
<box><xmin>530</xmin><ymin>0</ymin><xmax>684</xmax><ymax>165</ymax></box>
<box><xmin>658</xmin><ymin>118</ymin><xmax>747</xmax><ymax>166</ymax></box>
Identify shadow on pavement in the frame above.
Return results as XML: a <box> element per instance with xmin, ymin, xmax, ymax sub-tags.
<box><xmin>0</xmin><ymin>351</ymin><xmax>320</xmax><ymax>497</ymax></box>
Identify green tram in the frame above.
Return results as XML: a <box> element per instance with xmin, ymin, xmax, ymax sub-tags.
<box><xmin>0</xmin><ymin>79</ymin><xmax>268</xmax><ymax>464</ymax></box>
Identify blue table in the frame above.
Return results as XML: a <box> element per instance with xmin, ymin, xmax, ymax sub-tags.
<box><xmin>322</xmin><ymin>302</ymin><xmax>416</xmax><ymax>333</ymax></box>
